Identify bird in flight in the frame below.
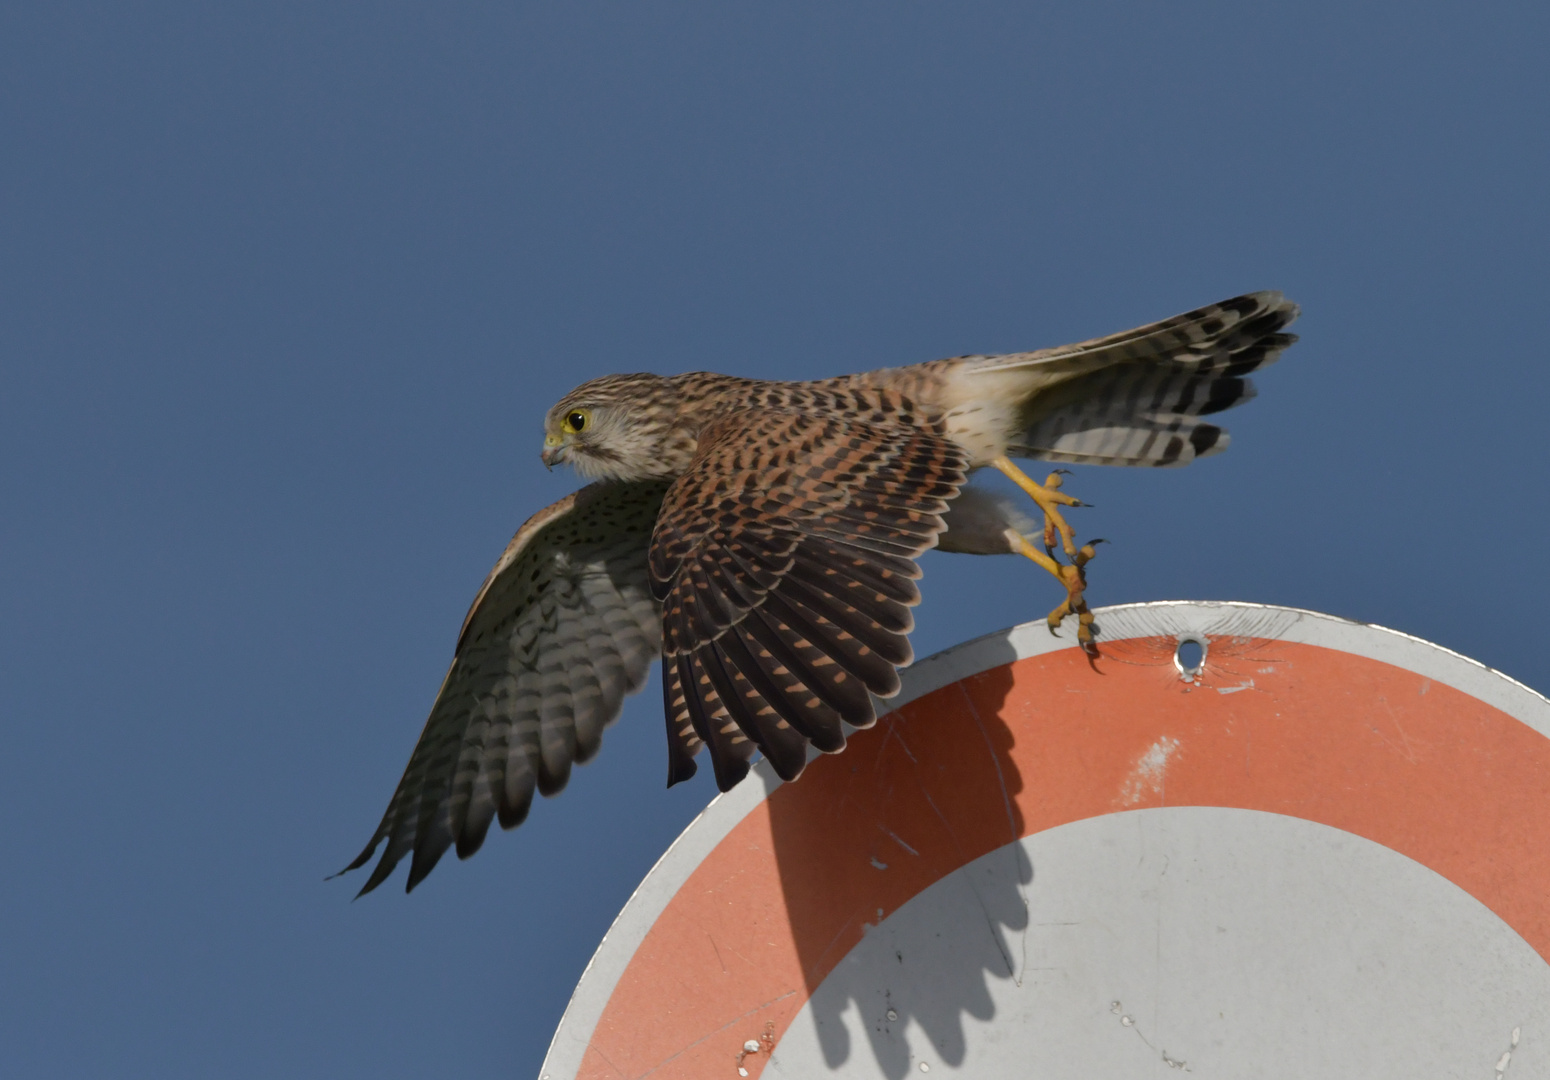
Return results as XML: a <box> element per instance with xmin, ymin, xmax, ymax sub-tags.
<box><xmin>340</xmin><ymin>292</ymin><xmax>1298</xmax><ymax>894</ymax></box>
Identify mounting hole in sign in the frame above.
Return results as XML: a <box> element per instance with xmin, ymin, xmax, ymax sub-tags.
<box><xmin>1174</xmin><ymin>635</ymin><xmax>1207</xmax><ymax>680</ymax></box>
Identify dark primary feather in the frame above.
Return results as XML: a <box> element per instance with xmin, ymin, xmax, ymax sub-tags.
<box><xmin>650</xmin><ymin>407</ymin><xmax>969</xmax><ymax>791</ymax></box>
<box><xmin>340</xmin><ymin>480</ymin><xmax>668</xmax><ymax>894</ymax></box>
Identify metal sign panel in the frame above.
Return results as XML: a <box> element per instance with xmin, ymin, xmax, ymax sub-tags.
<box><xmin>540</xmin><ymin>602</ymin><xmax>1550</xmax><ymax>1079</ymax></box>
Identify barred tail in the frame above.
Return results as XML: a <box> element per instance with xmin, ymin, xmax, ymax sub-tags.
<box><xmin>984</xmin><ymin>291</ymin><xmax>1299</xmax><ymax>467</ymax></box>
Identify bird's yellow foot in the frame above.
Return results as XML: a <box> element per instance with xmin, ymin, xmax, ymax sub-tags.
<box><xmin>1006</xmin><ymin>534</ymin><xmax>1102</xmax><ymax>651</ymax></box>
<box><xmin>991</xmin><ymin>457</ymin><xmax>1085</xmax><ymax>559</ymax></box>
<box><xmin>993</xmin><ymin>453</ymin><xmax>1101</xmax><ymax>653</ymax></box>
<box><xmin>1039</xmin><ymin>541</ymin><xmax>1103</xmax><ymax>653</ymax></box>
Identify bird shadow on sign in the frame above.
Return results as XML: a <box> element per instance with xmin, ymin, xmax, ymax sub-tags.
<box><xmin>767</xmin><ymin>654</ymin><xmax>1029</xmax><ymax>1078</ymax></box>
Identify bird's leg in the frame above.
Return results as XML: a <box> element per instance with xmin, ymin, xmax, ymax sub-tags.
<box><xmin>990</xmin><ymin>457</ymin><xmax>1083</xmax><ymax>559</ymax></box>
<box><xmin>1004</xmin><ymin>530</ymin><xmax>1103</xmax><ymax>650</ymax></box>
<box><xmin>991</xmin><ymin>456</ymin><xmax>1101</xmax><ymax>651</ymax></box>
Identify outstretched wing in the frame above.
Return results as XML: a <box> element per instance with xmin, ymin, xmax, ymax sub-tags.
<box><xmin>982</xmin><ymin>291</ymin><xmax>1300</xmax><ymax>466</ymax></box>
<box><xmin>342</xmin><ymin>480</ymin><xmax>669</xmax><ymax>894</ymax></box>
<box><xmin>648</xmin><ymin>408</ymin><xmax>969</xmax><ymax>792</ymax></box>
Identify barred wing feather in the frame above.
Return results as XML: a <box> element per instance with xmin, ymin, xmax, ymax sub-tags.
<box><xmin>649</xmin><ymin>408</ymin><xmax>968</xmax><ymax>793</ymax></box>
<box><xmin>341</xmin><ymin>480</ymin><xmax>668</xmax><ymax>894</ymax></box>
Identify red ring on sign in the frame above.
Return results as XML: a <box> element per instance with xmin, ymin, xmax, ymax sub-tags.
<box><xmin>570</xmin><ymin>635</ymin><xmax>1550</xmax><ymax>1079</ymax></box>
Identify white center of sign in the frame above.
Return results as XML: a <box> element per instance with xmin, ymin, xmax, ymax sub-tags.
<box><xmin>769</xmin><ymin>807</ymin><xmax>1550</xmax><ymax>1078</ymax></box>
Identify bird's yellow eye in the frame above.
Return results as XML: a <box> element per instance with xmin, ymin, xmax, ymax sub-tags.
<box><xmin>563</xmin><ymin>409</ymin><xmax>591</xmax><ymax>434</ymax></box>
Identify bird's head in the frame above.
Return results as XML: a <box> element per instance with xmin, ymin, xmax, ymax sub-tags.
<box><xmin>541</xmin><ymin>373</ymin><xmax>693</xmax><ymax>482</ymax></box>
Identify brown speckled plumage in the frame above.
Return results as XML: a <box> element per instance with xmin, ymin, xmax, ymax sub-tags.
<box><xmin>650</xmin><ymin>404</ymin><xmax>968</xmax><ymax>791</ymax></box>
<box><xmin>343</xmin><ymin>291</ymin><xmax>1298</xmax><ymax>893</ymax></box>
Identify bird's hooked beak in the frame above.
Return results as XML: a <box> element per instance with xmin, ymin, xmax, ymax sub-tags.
<box><xmin>541</xmin><ymin>433</ymin><xmax>567</xmax><ymax>470</ymax></box>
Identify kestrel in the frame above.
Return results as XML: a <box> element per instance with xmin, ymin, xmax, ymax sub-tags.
<box><xmin>341</xmin><ymin>291</ymin><xmax>1298</xmax><ymax>893</ymax></box>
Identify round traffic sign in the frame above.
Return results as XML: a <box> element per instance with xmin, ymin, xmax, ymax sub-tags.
<box><xmin>541</xmin><ymin>601</ymin><xmax>1550</xmax><ymax>1078</ymax></box>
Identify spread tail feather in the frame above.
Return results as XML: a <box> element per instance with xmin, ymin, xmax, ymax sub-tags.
<box><xmin>983</xmin><ymin>291</ymin><xmax>1298</xmax><ymax>468</ymax></box>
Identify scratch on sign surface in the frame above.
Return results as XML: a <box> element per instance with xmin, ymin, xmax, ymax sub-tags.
<box><xmin>1495</xmin><ymin>1025</ymin><xmax>1521</xmax><ymax>1077</ymax></box>
<box><xmin>957</xmin><ymin>683</ymin><xmax>1017</xmax><ymax>842</ymax></box>
<box><xmin>1109</xmin><ymin>1000</ymin><xmax>1189</xmax><ymax>1071</ymax></box>
<box><xmin>636</xmin><ymin>991</ymin><xmax>796</xmax><ymax>1078</ymax></box>
<box><xmin>878</xmin><ymin>824</ymin><xmax>921</xmax><ymax>857</ymax></box>
<box><xmin>1118</xmin><ymin>737</ymin><xmax>1181</xmax><ymax>806</ymax></box>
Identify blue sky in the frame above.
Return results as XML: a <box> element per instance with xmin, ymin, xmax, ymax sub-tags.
<box><xmin>2</xmin><ymin>3</ymin><xmax>1546</xmax><ymax>1076</ymax></box>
